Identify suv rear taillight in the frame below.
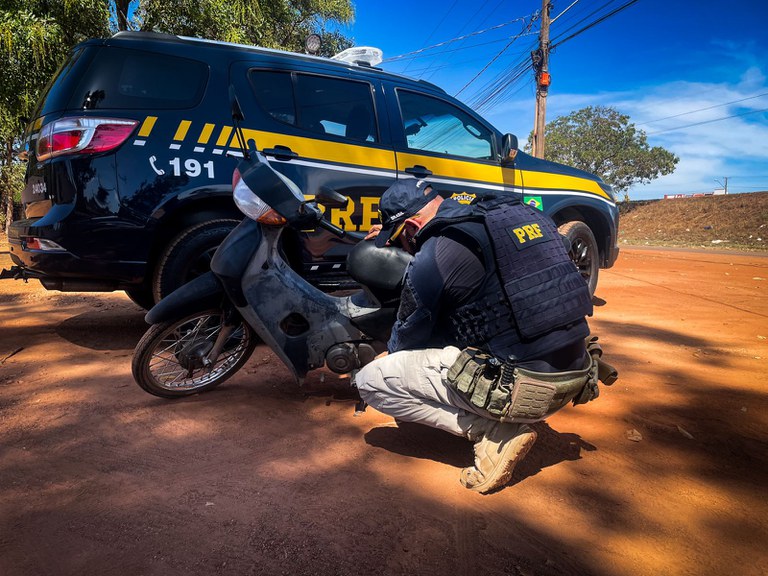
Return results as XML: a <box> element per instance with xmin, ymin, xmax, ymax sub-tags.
<box><xmin>36</xmin><ymin>117</ymin><xmax>138</xmax><ymax>161</ymax></box>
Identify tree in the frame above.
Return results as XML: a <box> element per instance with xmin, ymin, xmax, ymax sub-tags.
<box><xmin>526</xmin><ymin>106</ymin><xmax>679</xmax><ymax>201</ymax></box>
<box><xmin>0</xmin><ymin>1</ymin><xmax>110</xmax><ymax>232</ymax></box>
<box><xmin>134</xmin><ymin>0</ymin><xmax>353</xmax><ymax>56</ymax></box>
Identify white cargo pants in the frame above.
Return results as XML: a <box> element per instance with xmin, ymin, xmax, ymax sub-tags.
<box><xmin>354</xmin><ymin>346</ymin><xmax>495</xmax><ymax>440</ymax></box>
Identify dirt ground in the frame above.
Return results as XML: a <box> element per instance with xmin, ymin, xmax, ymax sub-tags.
<box><xmin>1</xmin><ymin>246</ymin><xmax>767</xmax><ymax>576</ymax></box>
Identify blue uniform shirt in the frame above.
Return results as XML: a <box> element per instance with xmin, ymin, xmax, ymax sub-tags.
<box><xmin>387</xmin><ymin>205</ymin><xmax>484</xmax><ymax>353</ymax></box>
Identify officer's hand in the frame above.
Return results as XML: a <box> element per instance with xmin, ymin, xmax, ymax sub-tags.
<box><xmin>365</xmin><ymin>224</ymin><xmax>382</xmax><ymax>241</ymax></box>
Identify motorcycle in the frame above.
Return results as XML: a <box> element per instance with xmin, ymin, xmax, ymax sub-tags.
<box><xmin>131</xmin><ymin>93</ymin><xmax>411</xmax><ymax>398</ymax></box>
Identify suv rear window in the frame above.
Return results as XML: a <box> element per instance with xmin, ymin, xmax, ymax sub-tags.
<box><xmin>249</xmin><ymin>70</ymin><xmax>378</xmax><ymax>143</ymax></box>
<box><xmin>33</xmin><ymin>46</ymin><xmax>91</xmax><ymax>118</ymax></box>
<box><xmin>67</xmin><ymin>47</ymin><xmax>208</xmax><ymax>110</ymax></box>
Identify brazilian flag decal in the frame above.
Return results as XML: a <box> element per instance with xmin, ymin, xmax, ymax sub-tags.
<box><xmin>524</xmin><ymin>196</ymin><xmax>543</xmax><ymax>210</ymax></box>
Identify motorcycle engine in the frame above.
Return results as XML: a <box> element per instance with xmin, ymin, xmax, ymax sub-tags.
<box><xmin>325</xmin><ymin>343</ymin><xmax>377</xmax><ymax>373</ymax></box>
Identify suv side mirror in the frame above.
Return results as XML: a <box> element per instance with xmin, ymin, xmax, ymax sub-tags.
<box><xmin>501</xmin><ymin>133</ymin><xmax>518</xmax><ymax>166</ymax></box>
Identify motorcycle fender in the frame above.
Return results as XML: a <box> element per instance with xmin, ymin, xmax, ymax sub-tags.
<box><xmin>145</xmin><ymin>271</ymin><xmax>224</xmax><ymax>324</ymax></box>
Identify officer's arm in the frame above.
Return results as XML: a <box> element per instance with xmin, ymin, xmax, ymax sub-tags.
<box><xmin>387</xmin><ymin>242</ymin><xmax>445</xmax><ymax>353</ymax></box>
<box><xmin>387</xmin><ymin>236</ymin><xmax>484</xmax><ymax>353</ymax></box>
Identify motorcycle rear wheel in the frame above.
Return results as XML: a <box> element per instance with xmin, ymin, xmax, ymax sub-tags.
<box><xmin>132</xmin><ymin>309</ymin><xmax>256</xmax><ymax>398</ymax></box>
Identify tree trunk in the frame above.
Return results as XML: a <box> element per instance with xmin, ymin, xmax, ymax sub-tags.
<box><xmin>3</xmin><ymin>139</ymin><xmax>15</xmax><ymax>235</ymax></box>
<box><xmin>5</xmin><ymin>195</ymin><xmax>12</xmax><ymax>236</ymax></box>
<box><xmin>115</xmin><ymin>0</ymin><xmax>131</xmax><ymax>31</ymax></box>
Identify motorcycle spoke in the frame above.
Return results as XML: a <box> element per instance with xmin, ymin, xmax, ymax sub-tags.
<box><xmin>144</xmin><ymin>313</ymin><xmax>251</xmax><ymax>391</ymax></box>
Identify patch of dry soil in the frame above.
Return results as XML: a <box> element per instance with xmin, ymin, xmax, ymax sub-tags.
<box><xmin>1</xmin><ymin>246</ymin><xmax>767</xmax><ymax>576</ymax></box>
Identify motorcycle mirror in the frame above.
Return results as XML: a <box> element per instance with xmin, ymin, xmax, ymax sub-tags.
<box><xmin>229</xmin><ymin>85</ymin><xmax>245</xmax><ymax>122</ymax></box>
<box><xmin>316</xmin><ymin>186</ymin><xmax>349</xmax><ymax>209</ymax></box>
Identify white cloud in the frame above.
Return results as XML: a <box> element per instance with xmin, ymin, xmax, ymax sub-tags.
<box><xmin>485</xmin><ymin>70</ymin><xmax>768</xmax><ymax>200</ymax></box>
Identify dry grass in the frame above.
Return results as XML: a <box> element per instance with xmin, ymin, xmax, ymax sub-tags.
<box><xmin>618</xmin><ymin>192</ymin><xmax>768</xmax><ymax>251</ymax></box>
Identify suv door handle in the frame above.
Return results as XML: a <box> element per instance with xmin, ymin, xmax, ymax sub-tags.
<box><xmin>404</xmin><ymin>165</ymin><xmax>432</xmax><ymax>178</ymax></box>
<box><xmin>262</xmin><ymin>145</ymin><xmax>298</xmax><ymax>161</ymax></box>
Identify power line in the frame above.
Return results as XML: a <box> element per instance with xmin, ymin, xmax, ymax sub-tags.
<box><xmin>550</xmin><ymin>0</ymin><xmax>640</xmax><ymax>49</ymax></box>
<box><xmin>469</xmin><ymin>56</ymin><xmax>535</xmax><ymax>112</ymax></box>
<box><xmin>383</xmin><ymin>16</ymin><xmax>536</xmax><ymax>63</ymax></box>
<box><xmin>647</xmin><ymin>107</ymin><xmax>768</xmax><ymax>135</ymax></box>
<box><xmin>400</xmin><ymin>47</ymin><xmax>531</xmax><ymax>76</ymax></box>
<box><xmin>454</xmin><ymin>38</ymin><xmax>525</xmax><ymax>98</ymax></box>
<box><xmin>549</xmin><ymin>0</ymin><xmax>619</xmax><ymax>40</ymax></box>
<box><xmin>402</xmin><ymin>0</ymin><xmax>461</xmax><ymax>74</ymax></box>
<box><xmin>462</xmin><ymin>0</ymin><xmax>639</xmax><ymax>116</ymax></box>
<box><xmin>469</xmin><ymin>42</ymin><xmax>537</xmax><ymax>109</ymax></box>
<box><xmin>636</xmin><ymin>92</ymin><xmax>768</xmax><ymax>125</ymax></box>
<box><xmin>419</xmin><ymin>0</ymin><xmax>498</xmax><ymax>81</ymax></box>
<box><xmin>454</xmin><ymin>14</ymin><xmax>538</xmax><ymax>97</ymax></box>
<box><xmin>386</xmin><ymin>33</ymin><xmax>538</xmax><ymax>66</ymax></box>
<box><xmin>551</xmin><ymin>0</ymin><xmax>582</xmax><ymax>24</ymax></box>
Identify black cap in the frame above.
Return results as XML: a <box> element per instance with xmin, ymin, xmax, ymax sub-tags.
<box><xmin>375</xmin><ymin>179</ymin><xmax>438</xmax><ymax>247</ymax></box>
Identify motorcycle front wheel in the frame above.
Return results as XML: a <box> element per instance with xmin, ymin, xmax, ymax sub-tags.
<box><xmin>132</xmin><ymin>309</ymin><xmax>256</xmax><ymax>398</ymax></box>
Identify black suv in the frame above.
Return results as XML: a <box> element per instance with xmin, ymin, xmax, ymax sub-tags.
<box><xmin>9</xmin><ymin>31</ymin><xmax>619</xmax><ymax>307</ymax></box>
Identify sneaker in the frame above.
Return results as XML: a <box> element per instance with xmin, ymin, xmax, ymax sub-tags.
<box><xmin>460</xmin><ymin>423</ymin><xmax>537</xmax><ymax>494</ymax></box>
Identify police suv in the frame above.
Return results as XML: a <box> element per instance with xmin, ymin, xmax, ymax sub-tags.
<box><xmin>8</xmin><ymin>31</ymin><xmax>619</xmax><ymax>308</ymax></box>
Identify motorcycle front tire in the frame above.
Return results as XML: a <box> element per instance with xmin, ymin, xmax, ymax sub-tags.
<box><xmin>132</xmin><ymin>308</ymin><xmax>257</xmax><ymax>398</ymax></box>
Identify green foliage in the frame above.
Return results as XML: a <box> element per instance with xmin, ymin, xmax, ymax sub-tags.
<box><xmin>134</xmin><ymin>0</ymin><xmax>354</xmax><ymax>53</ymax></box>
<box><xmin>0</xmin><ymin>158</ymin><xmax>24</xmax><ymax>231</ymax></box>
<box><xmin>526</xmin><ymin>106</ymin><xmax>679</xmax><ymax>201</ymax></box>
<box><xmin>0</xmin><ymin>1</ymin><xmax>111</xmax><ymax>231</ymax></box>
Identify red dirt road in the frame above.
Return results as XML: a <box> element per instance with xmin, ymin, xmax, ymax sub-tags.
<box><xmin>1</xmin><ymin>247</ymin><xmax>767</xmax><ymax>576</ymax></box>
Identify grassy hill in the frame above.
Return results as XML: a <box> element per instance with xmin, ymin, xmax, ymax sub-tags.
<box><xmin>618</xmin><ymin>192</ymin><xmax>768</xmax><ymax>251</ymax></box>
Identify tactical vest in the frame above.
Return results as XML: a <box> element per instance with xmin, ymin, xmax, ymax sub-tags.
<box><xmin>419</xmin><ymin>196</ymin><xmax>593</xmax><ymax>361</ymax></box>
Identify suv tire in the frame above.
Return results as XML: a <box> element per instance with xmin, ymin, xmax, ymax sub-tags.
<box><xmin>125</xmin><ymin>284</ymin><xmax>156</xmax><ymax>310</ymax></box>
<box><xmin>558</xmin><ymin>220</ymin><xmax>599</xmax><ymax>297</ymax></box>
<box><xmin>152</xmin><ymin>219</ymin><xmax>240</xmax><ymax>303</ymax></box>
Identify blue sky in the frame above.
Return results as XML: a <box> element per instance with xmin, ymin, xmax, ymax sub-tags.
<box><xmin>334</xmin><ymin>0</ymin><xmax>768</xmax><ymax>200</ymax></box>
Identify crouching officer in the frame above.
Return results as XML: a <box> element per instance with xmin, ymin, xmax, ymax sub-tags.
<box><xmin>354</xmin><ymin>179</ymin><xmax>617</xmax><ymax>494</ymax></box>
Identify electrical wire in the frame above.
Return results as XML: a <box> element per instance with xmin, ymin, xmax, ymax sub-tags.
<box><xmin>550</xmin><ymin>0</ymin><xmax>640</xmax><ymax>49</ymax></box>
<box><xmin>636</xmin><ymin>92</ymin><xmax>768</xmax><ymax>125</ymax></box>
<box><xmin>454</xmin><ymin>14</ymin><xmax>538</xmax><ymax>97</ymax></box>
<box><xmin>647</xmin><ymin>107</ymin><xmax>768</xmax><ymax>135</ymax></box>
<box><xmin>402</xmin><ymin>0</ymin><xmax>461</xmax><ymax>74</ymax></box>
<box><xmin>549</xmin><ymin>0</ymin><xmax>619</xmax><ymax>41</ymax></box>
<box><xmin>383</xmin><ymin>16</ymin><xmax>536</xmax><ymax>63</ymax></box>
<box><xmin>417</xmin><ymin>0</ymin><xmax>497</xmax><ymax>82</ymax></box>
<box><xmin>459</xmin><ymin>0</ymin><xmax>639</xmax><ymax>114</ymax></box>
<box><xmin>551</xmin><ymin>0</ymin><xmax>581</xmax><ymax>24</ymax></box>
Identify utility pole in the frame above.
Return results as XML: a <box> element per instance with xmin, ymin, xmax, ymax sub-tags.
<box><xmin>531</xmin><ymin>0</ymin><xmax>552</xmax><ymax>159</ymax></box>
<box><xmin>715</xmin><ymin>177</ymin><xmax>729</xmax><ymax>194</ymax></box>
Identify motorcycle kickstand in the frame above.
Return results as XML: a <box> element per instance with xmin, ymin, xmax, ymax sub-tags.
<box><xmin>350</xmin><ymin>368</ymin><xmax>367</xmax><ymax>417</ymax></box>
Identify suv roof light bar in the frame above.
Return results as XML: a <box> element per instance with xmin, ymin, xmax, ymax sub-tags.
<box><xmin>331</xmin><ymin>47</ymin><xmax>383</xmax><ymax>67</ymax></box>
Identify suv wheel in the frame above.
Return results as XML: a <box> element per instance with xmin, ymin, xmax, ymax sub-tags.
<box><xmin>558</xmin><ymin>220</ymin><xmax>599</xmax><ymax>297</ymax></box>
<box><xmin>125</xmin><ymin>284</ymin><xmax>156</xmax><ymax>310</ymax></box>
<box><xmin>152</xmin><ymin>219</ymin><xmax>240</xmax><ymax>303</ymax></box>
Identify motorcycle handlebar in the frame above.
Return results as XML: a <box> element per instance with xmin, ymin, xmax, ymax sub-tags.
<box><xmin>317</xmin><ymin>218</ymin><xmax>347</xmax><ymax>238</ymax></box>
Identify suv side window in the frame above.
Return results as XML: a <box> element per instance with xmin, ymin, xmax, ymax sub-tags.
<box><xmin>249</xmin><ymin>70</ymin><xmax>378</xmax><ymax>143</ymax></box>
<box><xmin>249</xmin><ymin>70</ymin><xmax>296</xmax><ymax>125</ymax></box>
<box><xmin>397</xmin><ymin>90</ymin><xmax>494</xmax><ymax>160</ymax></box>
